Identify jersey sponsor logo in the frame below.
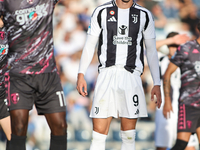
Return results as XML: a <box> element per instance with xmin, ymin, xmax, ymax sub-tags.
<box><xmin>95</xmin><ymin>107</ymin><xmax>99</xmax><ymax>114</ymax></box>
<box><xmin>11</xmin><ymin>93</ymin><xmax>19</xmax><ymax>104</ymax></box>
<box><xmin>118</xmin><ymin>25</ymin><xmax>128</xmax><ymax>35</ymax></box>
<box><xmin>29</xmin><ymin>12</ymin><xmax>38</xmax><ymax>21</ymax></box>
<box><xmin>0</xmin><ymin>45</ymin><xmax>8</xmax><ymax>55</ymax></box>
<box><xmin>110</xmin><ymin>10</ymin><xmax>115</xmax><ymax>15</ymax></box>
<box><xmin>113</xmin><ymin>35</ymin><xmax>132</xmax><ymax>45</ymax></box>
<box><xmin>108</xmin><ymin>16</ymin><xmax>117</xmax><ymax>22</ymax></box>
<box><xmin>132</xmin><ymin>14</ymin><xmax>138</xmax><ymax>24</ymax></box>
<box><xmin>0</xmin><ymin>48</ymin><xmax>7</xmax><ymax>55</ymax></box>
<box><xmin>15</xmin><ymin>3</ymin><xmax>49</xmax><ymax>25</ymax></box>
<box><xmin>0</xmin><ymin>31</ymin><xmax>5</xmax><ymax>40</ymax></box>
<box><xmin>112</xmin><ymin>25</ymin><xmax>132</xmax><ymax>45</ymax></box>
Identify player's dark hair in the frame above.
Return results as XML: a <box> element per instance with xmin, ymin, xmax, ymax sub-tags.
<box><xmin>166</xmin><ymin>32</ymin><xmax>179</xmax><ymax>48</ymax></box>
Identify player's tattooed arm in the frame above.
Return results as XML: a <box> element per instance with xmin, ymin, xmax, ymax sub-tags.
<box><xmin>163</xmin><ymin>78</ymin><xmax>170</xmax><ymax>98</ymax></box>
<box><xmin>163</xmin><ymin>62</ymin><xmax>178</xmax><ymax>98</ymax></box>
<box><xmin>163</xmin><ymin>62</ymin><xmax>178</xmax><ymax>119</ymax></box>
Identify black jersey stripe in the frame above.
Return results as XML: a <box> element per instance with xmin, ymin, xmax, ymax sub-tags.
<box><xmin>139</xmin><ymin>37</ymin><xmax>144</xmax><ymax>74</ymax></box>
<box><xmin>125</xmin><ymin>7</ymin><xmax>140</xmax><ymax>73</ymax></box>
<box><xmin>98</xmin><ymin>30</ymin><xmax>103</xmax><ymax>71</ymax></box>
<box><xmin>112</xmin><ymin>0</ymin><xmax>116</xmax><ymax>6</ymax></box>
<box><xmin>97</xmin><ymin>9</ymin><xmax>104</xmax><ymax>28</ymax></box>
<box><xmin>106</xmin><ymin>6</ymin><xmax>118</xmax><ymax>67</ymax></box>
<box><xmin>134</xmin><ymin>4</ymin><xmax>150</xmax><ymax>31</ymax></box>
<box><xmin>141</xmin><ymin>10</ymin><xmax>149</xmax><ymax>31</ymax></box>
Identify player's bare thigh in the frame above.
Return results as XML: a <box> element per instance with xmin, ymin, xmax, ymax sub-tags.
<box><xmin>0</xmin><ymin>116</ymin><xmax>11</xmax><ymax>140</ymax></box>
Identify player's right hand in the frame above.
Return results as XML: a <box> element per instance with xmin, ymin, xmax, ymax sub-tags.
<box><xmin>76</xmin><ymin>73</ymin><xmax>88</xmax><ymax>97</ymax></box>
<box><xmin>163</xmin><ymin>97</ymin><xmax>173</xmax><ymax>119</ymax></box>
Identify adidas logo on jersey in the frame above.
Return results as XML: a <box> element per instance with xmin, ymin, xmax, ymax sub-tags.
<box><xmin>108</xmin><ymin>16</ymin><xmax>117</xmax><ymax>22</ymax></box>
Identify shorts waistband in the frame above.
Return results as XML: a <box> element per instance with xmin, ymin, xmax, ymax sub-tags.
<box><xmin>99</xmin><ymin>65</ymin><xmax>142</xmax><ymax>76</ymax></box>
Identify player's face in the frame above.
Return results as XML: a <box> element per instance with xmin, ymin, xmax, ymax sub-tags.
<box><xmin>121</xmin><ymin>0</ymin><xmax>131</xmax><ymax>3</ymax></box>
<box><xmin>169</xmin><ymin>47</ymin><xmax>177</xmax><ymax>57</ymax></box>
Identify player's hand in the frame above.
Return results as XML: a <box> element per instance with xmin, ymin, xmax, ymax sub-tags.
<box><xmin>172</xmin><ymin>34</ymin><xmax>190</xmax><ymax>45</ymax></box>
<box><xmin>0</xmin><ymin>17</ymin><xmax>4</xmax><ymax>28</ymax></box>
<box><xmin>163</xmin><ymin>97</ymin><xmax>173</xmax><ymax>119</ymax></box>
<box><xmin>76</xmin><ymin>73</ymin><xmax>88</xmax><ymax>97</ymax></box>
<box><xmin>151</xmin><ymin>85</ymin><xmax>162</xmax><ymax>109</ymax></box>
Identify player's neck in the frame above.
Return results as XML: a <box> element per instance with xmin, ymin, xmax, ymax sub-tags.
<box><xmin>115</xmin><ymin>0</ymin><xmax>133</xmax><ymax>9</ymax></box>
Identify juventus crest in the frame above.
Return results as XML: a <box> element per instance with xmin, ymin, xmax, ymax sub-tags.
<box><xmin>132</xmin><ymin>14</ymin><xmax>138</xmax><ymax>24</ymax></box>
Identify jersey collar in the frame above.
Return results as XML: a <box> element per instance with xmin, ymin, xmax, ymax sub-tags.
<box><xmin>112</xmin><ymin>0</ymin><xmax>136</xmax><ymax>7</ymax></box>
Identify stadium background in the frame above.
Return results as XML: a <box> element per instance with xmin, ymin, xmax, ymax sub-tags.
<box><xmin>0</xmin><ymin>0</ymin><xmax>200</xmax><ymax>149</ymax></box>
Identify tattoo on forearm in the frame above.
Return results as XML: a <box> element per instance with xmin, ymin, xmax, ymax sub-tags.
<box><xmin>163</xmin><ymin>79</ymin><xmax>170</xmax><ymax>98</ymax></box>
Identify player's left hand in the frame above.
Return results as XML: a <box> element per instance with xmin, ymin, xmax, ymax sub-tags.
<box><xmin>151</xmin><ymin>85</ymin><xmax>162</xmax><ymax>108</ymax></box>
<box><xmin>0</xmin><ymin>17</ymin><xmax>4</xmax><ymax>28</ymax></box>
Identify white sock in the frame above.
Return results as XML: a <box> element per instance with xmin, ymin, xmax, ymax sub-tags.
<box><xmin>121</xmin><ymin>130</ymin><xmax>136</xmax><ymax>150</ymax></box>
<box><xmin>89</xmin><ymin>131</ymin><xmax>107</xmax><ymax>150</ymax></box>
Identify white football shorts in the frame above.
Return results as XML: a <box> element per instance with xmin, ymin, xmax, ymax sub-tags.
<box><xmin>90</xmin><ymin>65</ymin><xmax>148</xmax><ymax>118</ymax></box>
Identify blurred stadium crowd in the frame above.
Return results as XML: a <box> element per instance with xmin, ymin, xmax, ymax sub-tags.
<box><xmin>0</xmin><ymin>0</ymin><xmax>200</xmax><ymax>149</ymax></box>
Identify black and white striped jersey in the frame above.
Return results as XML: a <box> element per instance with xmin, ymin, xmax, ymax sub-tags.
<box><xmin>88</xmin><ymin>0</ymin><xmax>156</xmax><ymax>73</ymax></box>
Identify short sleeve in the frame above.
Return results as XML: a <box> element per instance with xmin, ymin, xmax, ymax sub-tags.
<box><xmin>87</xmin><ymin>7</ymin><xmax>102</xmax><ymax>37</ymax></box>
<box><xmin>170</xmin><ymin>45</ymin><xmax>187</xmax><ymax>67</ymax></box>
<box><xmin>143</xmin><ymin>10</ymin><xmax>156</xmax><ymax>39</ymax></box>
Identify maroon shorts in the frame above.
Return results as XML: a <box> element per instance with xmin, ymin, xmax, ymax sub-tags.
<box><xmin>5</xmin><ymin>72</ymin><xmax>66</xmax><ymax>115</ymax></box>
<box><xmin>177</xmin><ymin>104</ymin><xmax>200</xmax><ymax>133</ymax></box>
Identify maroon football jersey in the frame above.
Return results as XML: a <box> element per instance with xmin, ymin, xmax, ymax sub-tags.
<box><xmin>0</xmin><ymin>0</ymin><xmax>59</xmax><ymax>74</ymax></box>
